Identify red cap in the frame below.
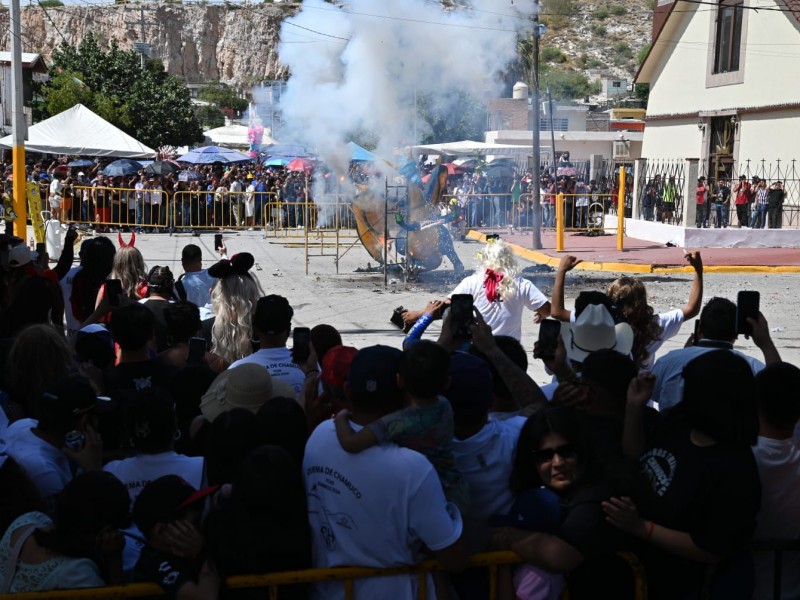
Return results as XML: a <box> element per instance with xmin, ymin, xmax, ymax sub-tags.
<box><xmin>320</xmin><ymin>345</ymin><xmax>358</xmax><ymax>388</ymax></box>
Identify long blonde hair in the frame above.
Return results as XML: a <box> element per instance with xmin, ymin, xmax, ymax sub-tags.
<box><xmin>111</xmin><ymin>246</ymin><xmax>147</xmax><ymax>300</ymax></box>
<box><xmin>211</xmin><ymin>273</ymin><xmax>263</xmax><ymax>364</ymax></box>
<box><xmin>476</xmin><ymin>239</ymin><xmax>518</xmax><ymax>301</ymax></box>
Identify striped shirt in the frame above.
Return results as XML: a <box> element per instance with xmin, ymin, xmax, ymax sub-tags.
<box><xmin>756</xmin><ymin>188</ymin><xmax>768</xmax><ymax>205</ymax></box>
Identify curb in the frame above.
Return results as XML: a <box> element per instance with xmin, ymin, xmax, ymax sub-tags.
<box><xmin>466</xmin><ymin>230</ymin><xmax>800</xmax><ymax>274</ymax></box>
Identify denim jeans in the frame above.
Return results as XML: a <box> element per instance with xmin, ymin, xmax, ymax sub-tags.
<box><xmin>749</xmin><ymin>204</ymin><xmax>767</xmax><ymax>228</ymax></box>
<box><xmin>715</xmin><ymin>204</ymin><xmax>729</xmax><ymax>228</ymax></box>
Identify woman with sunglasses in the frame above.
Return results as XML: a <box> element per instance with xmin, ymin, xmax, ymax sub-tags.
<box><xmin>492</xmin><ymin>407</ymin><xmax>633</xmax><ymax>599</ymax></box>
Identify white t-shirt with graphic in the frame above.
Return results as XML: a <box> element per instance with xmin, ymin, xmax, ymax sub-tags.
<box><xmin>303</xmin><ymin>419</ymin><xmax>463</xmax><ymax>600</ymax></box>
<box><xmin>229</xmin><ymin>347</ymin><xmax>305</xmax><ymax>400</ymax></box>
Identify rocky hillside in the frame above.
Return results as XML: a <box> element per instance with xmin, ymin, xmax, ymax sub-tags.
<box><xmin>0</xmin><ymin>1</ymin><xmax>651</xmax><ymax>90</ymax></box>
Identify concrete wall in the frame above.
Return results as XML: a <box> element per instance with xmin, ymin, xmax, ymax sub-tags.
<box><xmin>640</xmin><ymin>119</ymin><xmax>701</xmax><ymax>160</ymax></box>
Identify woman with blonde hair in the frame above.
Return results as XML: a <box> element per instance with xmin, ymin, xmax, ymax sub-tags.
<box><xmin>207</xmin><ymin>252</ymin><xmax>263</xmax><ymax>365</ymax></box>
<box><xmin>93</xmin><ymin>245</ymin><xmax>148</xmax><ymax>311</ymax></box>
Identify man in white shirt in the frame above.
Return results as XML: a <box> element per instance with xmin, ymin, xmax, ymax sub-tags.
<box><xmin>5</xmin><ymin>376</ymin><xmax>104</xmax><ymax>512</ymax></box>
<box><xmin>650</xmin><ymin>297</ymin><xmax>780</xmax><ymax>411</ymax></box>
<box><xmin>751</xmin><ymin>363</ymin><xmax>800</xmax><ymax>600</ymax></box>
<box><xmin>175</xmin><ymin>243</ymin><xmax>215</xmax><ymax>311</ymax></box>
<box><xmin>304</xmin><ymin>345</ymin><xmax>467</xmax><ymax>600</ymax></box>
<box><xmin>228</xmin><ymin>295</ymin><xmax>306</xmax><ymax>401</ymax></box>
<box><xmin>229</xmin><ymin>175</ymin><xmax>244</xmax><ymax>226</ymax></box>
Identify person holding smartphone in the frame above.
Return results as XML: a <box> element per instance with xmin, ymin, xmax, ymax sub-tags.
<box><xmin>402</xmin><ymin>238</ymin><xmax>550</xmax><ymax>341</ymax></box>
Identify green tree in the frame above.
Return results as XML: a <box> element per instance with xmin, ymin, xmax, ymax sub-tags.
<box><xmin>40</xmin><ymin>34</ymin><xmax>203</xmax><ymax>149</ymax></box>
<box><xmin>541</xmin><ymin>67</ymin><xmax>600</xmax><ymax>100</ymax></box>
<box><xmin>417</xmin><ymin>91</ymin><xmax>487</xmax><ymax>144</ymax></box>
<box><xmin>199</xmin><ymin>81</ymin><xmax>248</xmax><ymax>113</ymax></box>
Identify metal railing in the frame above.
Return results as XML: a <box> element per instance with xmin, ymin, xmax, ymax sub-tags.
<box><xmin>0</xmin><ymin>551</ymin><xmax>649</xmax><ymax>600</ymax></box>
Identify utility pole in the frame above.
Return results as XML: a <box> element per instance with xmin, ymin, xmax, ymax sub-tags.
<box><xmin>10</xmin><ymin>0</ymin><xmax>26</xmax><ymax>238</ymax></box>
<box><xmin>547</xmin><ymin>88</ymin><xmax>557</xmax><ymax>177</ymax></box>
<box><xmin>530</xmin><ymin>0</ymin><xmax>542</xmax><ymax>249</ymax></box>
<box><xmin>126</xmin><ymin>6</ymin><xmax>150</xmax><ymax>70</ymax></box>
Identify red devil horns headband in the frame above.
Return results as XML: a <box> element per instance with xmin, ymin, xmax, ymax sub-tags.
<box><xmin>118</xmin><ymin>232</ymin><xmax>136</xmax><ymax>248</ymax></box>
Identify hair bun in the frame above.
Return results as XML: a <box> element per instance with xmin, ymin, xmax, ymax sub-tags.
<box><xmin>231</xmin><ymin>252</ymin><xmax>255</xmax><ymax>274</ymax></box>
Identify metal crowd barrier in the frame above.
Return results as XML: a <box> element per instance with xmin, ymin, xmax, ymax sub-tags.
<box><xmin>0</xmin><ymin>551</ymin><xmax>649</xmax><ymax>600</ymax></box>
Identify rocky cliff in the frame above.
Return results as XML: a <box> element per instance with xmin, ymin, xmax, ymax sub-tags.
<box><xmin>0</xmin><ymin>3</ymin><xmax>293</xmax><ymax>84</ymax></box>
<box><xmin>0</xmin><ymin>1</ymin><xmax>651</xmax><ymax>90</ymax></box>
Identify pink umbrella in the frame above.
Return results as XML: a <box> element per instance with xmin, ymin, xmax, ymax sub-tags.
<box><xmin>287</xmin><ymin>158</ymin><xmax>315</xmax><ymax>173</ymax></box>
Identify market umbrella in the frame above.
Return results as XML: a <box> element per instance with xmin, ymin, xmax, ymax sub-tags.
<box><xmin>177</xmin><ymin>146</ymin><xmax>252</xmax><ymax>165</ymax></box>
<box><xmin>486</xmin><ymin>163</ymin><xmax>515</xmax><ymax>179</ymax></box>
<box><xmin>67</xmin><ymin>158</ymin><xmax>95</xmax><ymax>167</ymax></box>
<box><xmin>178</xmin><ymin>170</ymin><xmax>204</xmax><ymax>182</ymax></box>
<box><xmin>287</xmin><ymin>157</ymin><xmax>315</xmax><ymax>173</ymax></box>
<box><xmin>145</xmin><ymin>160</ymin><xmax>180</xmax><ymax>176</ymax></box>
<box><xmin>103</xmin><ymin>159</ymin><xmax>143</xmax><ymax>177</ymax></box>
<box><xmin>347</xmin><ymin>141</ymin><xmax>379</xmax><ymax>162</ymax></box>
<box><xmin>262</xmin><ymin>156</ymin><xmax>293</xmax><ymax>167</ymax></box>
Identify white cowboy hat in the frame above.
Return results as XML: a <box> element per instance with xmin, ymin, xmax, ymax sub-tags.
<box><xmin>560</xmin><ymin>304</ymin><xmax>634</xmax><ymax>364</ymax></box>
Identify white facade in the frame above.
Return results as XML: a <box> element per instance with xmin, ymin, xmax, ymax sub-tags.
<box><xmin>638</xmin><ymin>0</ymin><xmax>800</xmax><ymax>164</ymax></box>
<box><xmin>486</xmin><ymin>130</ymin><xmax>643</xmax><ymax>163</ymax></box>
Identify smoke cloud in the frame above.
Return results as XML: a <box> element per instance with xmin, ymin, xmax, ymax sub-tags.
<box><xmin>273</xmin><ymin>0</ymin><xmax>534</xmax><ymax>172</ymax></box>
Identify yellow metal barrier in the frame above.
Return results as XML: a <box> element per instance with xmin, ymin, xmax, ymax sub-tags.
<box><xmin>0</xmin><ymin>551</ymin><xmax>648</xmax><ymax>600</ymax></box>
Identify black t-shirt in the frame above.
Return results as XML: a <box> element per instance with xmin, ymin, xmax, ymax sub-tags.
<box><xmin>104</xmin><ymin>359</ymin><xmax>177</xmax><ymax>395</ymax></box>
<box><xmin>638</xmin><ymin>423</ymin><xmax>761</xmax><ymax>599</ymax></box>
<box><xmin>141</xmin><ymin>298</ymin><xmax>172</xmax><ymax>353</ymax></box>
<box><xmin>134</xmin><ymin>545</ymin><xmax>198</xmax><ymax>600</ymax></box>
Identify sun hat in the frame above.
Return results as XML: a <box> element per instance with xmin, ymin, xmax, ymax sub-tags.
<box><xmin>559</xmin><ymin>304</ymin><xmax>634</xmax><ymax>364</ymax></box>
<box><xmin>200</xmin><ymin>364</ymin><xmax>295</xmax><ymax>422</ymax></box>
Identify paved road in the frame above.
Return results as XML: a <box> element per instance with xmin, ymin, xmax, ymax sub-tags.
<box><xmin>95</xmin><ymin>229</ymin><xmax>800</xmax><ymax>385</ymax></box>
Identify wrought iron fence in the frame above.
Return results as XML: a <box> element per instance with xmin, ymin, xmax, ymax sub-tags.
<box><xmin>635</xmin><ymin>159</ymin><xmax>687</xmax><ymax>226</ymax></box>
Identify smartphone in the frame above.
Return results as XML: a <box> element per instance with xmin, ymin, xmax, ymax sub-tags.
<box><xmin>537</xmin><ymin>319</ymin><xmax>561</xmax><ymax>360</ymax></box>
<box><xmin>214</xmin><ymin>233</ymin><xmax>223</xmax><ymax>251</ymax></box>
<box><xmin>450</xmin><ymin>294</ymin><xmax>474</xmax><ymax>340</ymax></box>
<box><xmin>187</xmin><ymin>337</ymin><xmax>206</xmax><ymax>366</ymax></box>
<box><xmin>693</xmin><ymin>319</ymin><xmax>701</xmax><ymax>346</ymax></box>
<box><xmin>35</xmin><ymin>242</ymin><xmax>46</xmax><ymax>255</ymax></box>
<box><xmin>292</xmin><ymin>327</ymin><xmax>311</xmax><ymax>364</ymax></box>
<box><xmin>736</xmin><ymin>291</ymin><xmax>760</xmax><ymax>336</ymax></box>
<box><xmin>105</xmin><ymin>279</ymin><xmax>122</xmax><ymax>307</ymax></box>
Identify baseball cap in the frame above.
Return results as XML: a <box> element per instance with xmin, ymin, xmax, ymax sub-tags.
<box><xmin>443</xmin><ymin>352</ymin><xmax>493</xmax><ymax>423</ymax></box>
<box><xmin>133</xmin><ymin>475</ymin><xmax>219</xmax><ymax>535</ymax></box>
<box><xmin>8</xmin><ymin>244</ymin><xmax>33</xmax><ymax>268</ymax></box>
<box><xmin>347</xmin><ymin>345</ymin><xmax>401</xmax><ymax>399</ymax></box>
<box><xmin>42</xmin><ymin>375</ymin><xmax>114</xmax><ymax>418</ymax></box>
<box><xmin>559</xmin><ymin>304</ymin><xmax>634</xmax><ymax>364</ymax></box>
<box><xmin>489</xmin><ymin>487</ymin><xmax>562</xmax><ymax>532</ymax></box>
<box><xmin>252</xmin><ymin>295</ymin><xmax>294</xmax><ymax>335</ymax></box>
<box><xmin>320</xmin><ymin>345</ymin><xmax>358</xmax><ymax>388</ymax></box>
<box><xmin>200</xmin><ymin>364</ymin><xmax>295</xmax><ymax>423</ymax></box>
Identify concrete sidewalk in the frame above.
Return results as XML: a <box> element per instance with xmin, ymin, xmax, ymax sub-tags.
<box><xmin>468</xmin><ymin>229</ymin><xmax>800</xmax><ymax>274</ymax></box>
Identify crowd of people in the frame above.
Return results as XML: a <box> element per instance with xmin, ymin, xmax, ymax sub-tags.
<box><xmin>0</xmin><ymin>219</ymin><xmax>798</xmax><ymax>599</ymax></box>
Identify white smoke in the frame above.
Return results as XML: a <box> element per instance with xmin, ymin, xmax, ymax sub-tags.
<box><xmin>275</xmin><ymin>0</ymin><xmax>533</xmax><ymax>171</ymax></box>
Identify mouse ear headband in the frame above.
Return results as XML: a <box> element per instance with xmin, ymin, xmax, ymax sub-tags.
<box><xmin>208</xmin><ymin>252</ymin><xmax>255</xmax><ymax>279</ymax></box>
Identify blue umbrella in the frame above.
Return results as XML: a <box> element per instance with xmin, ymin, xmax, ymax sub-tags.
<box><xmin>261</xmin><ymin>143</ymin><xmax>312</xmax><ymax>157</ymax></box>
<box><xmin>67</xmin><ymin>158</ymin><xmax>95</xmax><ymax>167</ymax></box>
<box><xmin>103</xmin><ymin>159</ymin><xmax>143</xmax><ymax>177</ymax></box>
<box><xmin>178</xmin><ymin>146</ymin><xmax>252</xmax><ymax>165</ymax></box>
<box><xmin>178</xmin><ymin>170</ymin><xmax>203</xmax><ymax>182</ymax></box>
<box><xmin>262</xmin><ymin>156</ymin><xmax>293</xmax><ymax>167</ymax></box>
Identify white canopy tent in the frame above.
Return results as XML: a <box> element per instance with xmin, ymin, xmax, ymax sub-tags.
<box><xmin>0</xmin><ymin>104</ymin><xmax>156</xmax><ymax>158</ymax></box>
<box><xmin>203</xmin><ymin>123</ymin><xmax>278</xmax><ymax>149</ymax></box>
<box><xmin>411</xmin><ymin>140</ymin><xmax>533</xmax><ymax>156</ymax></box>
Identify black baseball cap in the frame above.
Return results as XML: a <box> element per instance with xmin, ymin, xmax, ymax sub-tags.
<box><xmin>252</xmin><ymin>295</ymin><xmax>294</xmax><ymax>335</ymax></box>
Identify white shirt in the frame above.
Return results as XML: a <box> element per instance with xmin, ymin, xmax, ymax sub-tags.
<box><xmin>452</xmin><ymin>416</ymin><xmax>526</xmax><ymax>553</ymax></box>
<box><xmin>304</xmin><ymin>419</ymin><xmax>463</xmax><ymax>600</ymax></box>
<box><xmin>649</xmin><ymin>343</ymin><xmax>764</xmax><ymax>411</ymax></box>
<box><xmin>5</xmin><ymin>418</ymin><xmax>73</xmax><ymax>509</ymax></box>
<box><xmin>229</xmin><ymin>347</ymin><xmax>306</xmax><ymax>400</ymax></box>
<box><xmin>178</xmin><ymin>269</ymin><xmax>216</xmax><ymax>309</ymax></box>
<box><xmin>150</xmin><ymin>185</ymin><xmax>163</xmax><ymax>206</ymax></box>
<box><xmin>450</xmin><ymin>273</ymin><xmax>548</xmax><ymax>340</ymax></box>
<box><xmin>103</xmin><ymin>451</ymin><xmax>204</xmax><ymax>572</ymax></box>
<box><xmin>752</xmin><ymin>436</ymin><xmax>800</xmax><ymax>600</ymax></box>
<box><xmin>60</xmin><ymin>265</ymin><xmax>83</xmax><ymax>333</ymax></box>
<box><xmin>49</xmin><ymin>179</ymin><xmax>63</xmax><ymax>198</ymax></box>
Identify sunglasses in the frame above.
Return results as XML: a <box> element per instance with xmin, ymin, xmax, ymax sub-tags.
<box><xmin>533</xmin><ymin>444</ymin><xmax>577</xmax><ymax>464</ymax></box>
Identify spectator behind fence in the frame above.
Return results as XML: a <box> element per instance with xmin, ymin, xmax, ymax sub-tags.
<box><xmin>603</xmin><ymin>350</ymin><xmax>761</xmax><ymax>600</ymax></box>
<box><xmin>0</xmin><ymin>471</ymin><xmax>129</xmax><ymax>593</ymax></box>
<box><xmin>304</xmin><ymin>345</ymin><xmax>468</xmax><ymax>599</ymax></box>
<box><xmin>751</xmin><ymin>362</ymin><xmax>800</xmax><ymax>600</ymax></box>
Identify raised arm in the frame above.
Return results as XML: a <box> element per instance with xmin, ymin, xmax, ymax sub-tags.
<box><xmin>681</xmin><ymin>251</ymin><xmax>704</xmax><ymax>320</ymax></box>
<box><xmin>550</xmin><ymin>256</ymin><xmax>582</xmax><ymax>322</ymax></box>
<box><xmin>749</xmin><ymin>312</ymin><xmax>781</xmax><ymax>365</ymax></box>
<box><xmin>622</xmin><ymin>373</ymin><xmax>654</xmax><ymax>461</ymax></box>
